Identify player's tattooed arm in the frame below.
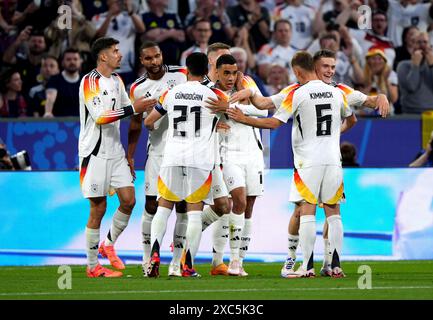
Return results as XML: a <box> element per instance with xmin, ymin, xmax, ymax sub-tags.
<box><xmin>144</xmin><ymin>108</ymin><xmax>163</xmax><ymax>130</ymax></box>
<box><xmin>227</xmin><ymin>106</ymin><xmax>282</xmax><ymax>129</ymax></box>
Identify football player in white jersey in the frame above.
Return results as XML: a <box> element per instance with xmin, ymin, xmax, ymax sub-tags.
<box><xmin>79</xmin><ymin>37</ymin><xmax>156</xmax><ymax>278</ymax></box>
<box><xmin>211</xmin><ymin>54</ymin><xmax>268</xmax><ymax>277</ymax></box>
<box><xmin>126</xmin><ymin>41</ymin><xmax>188</xmax><ymax>277</ymax></box>
<box><xmin>227</xmin><ymin>51</ymin><xmax>351</xmax><ymax>278</ymax></box>
<box><xmin>144</xmin><ymin>53</ymin><xmax>224</xmax><ymax>277</ymax></box>
<box><xmin>230</xmin><ymin>49</ymin><xmax>390</xmax><ymax>277</ymax></box>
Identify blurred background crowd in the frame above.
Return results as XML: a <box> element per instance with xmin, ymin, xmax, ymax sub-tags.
<box><xmin>0</xmin><ymin>0</ymin><xmax>432</xmax><ymax>119</ymax></box>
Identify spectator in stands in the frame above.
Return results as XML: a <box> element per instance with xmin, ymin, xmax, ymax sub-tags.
<box><xmin>45</xmin><ymin>0</ymin><xmax>96</xmax><ymax>74</ymax></box>
<box><xmin>397</xmin><ymin>32</ymin><xmax>433</xmax><ymax>114</ymax></box>
<box><xmin>180</xmin><ymin>19</ymin><xmax>212</xmax><ymax>66</ymax></box>
<box><xmin>341</xmin><ymin>141</ymin><xmax>360</xmax><ymax>167</ymax></box>
<box><xmin>409</xmin><ymin>130</ymin><xmax>433</xmax><ymax>167</ymax></box>
<box><xmin>93</xmin><ymin>0</ymin><xmax>145</xmax><ymax>85</ymax></box>
<box><xmin>2</xmin><ymin>27</ymin><xmax>47</xmax><ymax>99</ymax></box>
<box><xmin>271</xmin><ymin>0</ymin><xmax>321</xmax><ymax>50</ymax></box>
<box><xmin>256</xmin><ymin>19</ymin><xmax>296</xmax><ymax>81</ymax></box>
<box><xmin>0</xmin><ymin>137</ymin><xmax>14</xmax><ymax>170</ymax></box>
<box><xmin>264</xmin><ymin>63</ymin><xmax>290</xmax><ymax>95</ymax></box>
<box><xmin>323</xmin><ymin>0</ymin><xmax>361</xmax><ymax>30</ymax></box>
<box><xmin>386</xmin><ymin>0</ymin><xmax>433</xmax><ymax>47</ymax></box>
<box><xmin>12</xmin><ymin>0</ymin><xmax>59</xmax><ymax>31</ymax></box>
<box><xmin>227</xmin><ymin>0</ymin><xmax>270</xmax><ymax>53</ymax></box>
<box><xmin>43</xmin><ymin>48</ymin><xmax>81</xmax><ymax>118</ymax></box>
<box><xmin>359</xmin><ymin>47</ymin><xmax>399</xmax><ymax>115</ymax></box>
<box><xmin>184</xmin><ymin>0</ymin><xmax>234</xmax><ymax>45</ymax></box>
<box><xmin>350</xmin><ymin>10</ymin><xmax>395</xmax><ymax>67</ymax></box>
<box><xmin>393</xmin><ymin>26</ymin><xmax>419</xmax><ymax>70</ymax></box>
<box><xmin>0</xmin><ymin>0</ymin><xmax>18</xmax><ymax>56</ymax></box>
<box><xmin>0</xmin><ymin>68</ymin><xmax>27</xmax><ymax>118</ymax></box>
<box><xmin>230</xmin><ymin>46</ymin><xmax>269</xmax><ymax>96</ymax></box>
<box><xmin>28</xmin><ymin>55</ymin><xmax>59</xmax><ymax>117</ymax></box>
<box><xmin>232</xmin><ymin>24</ymin><xmax>256</xmax><ymax>71</ymax></box>
<box><xmin>81</xmin><ymin>0</ymin><xmax>108</xmax><ymax>20</ymax></box>
<box><xmin>142</xmin><ymin>0</ymin><xmax>185</xmax><ymax>65</ymax></box>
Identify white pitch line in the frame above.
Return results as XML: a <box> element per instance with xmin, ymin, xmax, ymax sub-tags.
<box><xmin>1</xmin><ymin>286</ymin><xmax>433</xmax><ymax>297</ymax></box>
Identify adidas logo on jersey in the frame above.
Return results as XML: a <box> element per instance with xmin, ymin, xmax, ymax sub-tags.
<box><xmin>144</xmin><ymin>92</ymin><xmax>151</xmax><ymax>98</ymax></box>
<box><xmin>103</xmin><ymin>90</ymin><xmax>108</xmax><ymax>95</ymax></box>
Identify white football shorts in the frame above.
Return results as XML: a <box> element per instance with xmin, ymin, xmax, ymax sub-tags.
<box><xmin>79</xmin><ymin>155</ymin><xmax>134</xmax><ymax>198</ymax></box>
<box><xmin>211</xmin><ymin>165</ymin><xmax>229</xmax><ymax>200</ymax></box>
<box><xmin>222</xmin><ymin>162</ymin><xmax>264</xmax><ymax>196</ymax></box>
<box><xmin>289</xmin><ymin>165</ymin><xmax>344</xmax><ymax>205</ymax></box>
<box><xmin>144</xmin><ymin>154</ymin><xmax>162</xmax><ymax>196</ymax></box>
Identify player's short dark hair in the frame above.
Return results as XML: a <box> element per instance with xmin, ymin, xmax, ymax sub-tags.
<box><xmin>313</xmin><ymin>49</ymin><xmax>337</xmax><ymax>62</ymax></box>
<box><xmin>216</xmin><ymin>54</ymin><xmax>237</xmax><ymax>69</ymax></box>
<box><xmin>61</xmin><ymin>48</ymin><xmax>80</xmax><ymax>60</ymax></box>
<box><xmin>139</xmin><ymin>40</ymin><xmax>159</xmax><ymax>52</ymax></box>
<box><xmin>291</xmin><ymin>51</ymin><xmax>315</xmax><ymax>72</ymax></box>
<box><xmin>207</xmin><ymin>42</ymin><xmax>230</xmax><ymax>55</ymax></box>
<box><xmin>274</xmin><ymin>19</ymin><xmax>292</xmax><ymax>30</ymax></box>
<box><xmin>91</xmin><ymin>37</ymin><xmax>119</xmax><ymax>61</ymax></box>
<box><xmin>186</xmin><ymin>52</ymin><xmax>209</xmax><ymax>76</ymax></box>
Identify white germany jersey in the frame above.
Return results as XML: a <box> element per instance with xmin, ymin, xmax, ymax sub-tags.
<box><xmin>220</xmin><ymin>103</ymin><xmax>266</xmax><ymax>166</ymax></box>
<box><xmin>271</xmin><ymin>82</ymin><xmax>366</xmax><ymax>109</ymax></box>
<box><xmin>79</xmin><ymin>69</ymin><xmax>132</xmax><ymax>159</ymax></box>
<box><xmin>272</xmin><ymin>4</ymin><xmax>316</xmax><ymax>50</ymax></box>
<box><xmin>130</xmin><ymin>65</ymin><xmax>187</xmax><ymax>156</ymax></box>
<box><xmin>273</xmin><ymin>80</ymin><xmax>351</xmax><ymax>169</ymax></box>
<box><xmin>156</xmin><ymin>81</ymin><xmax>222</xmax><ymax>171</ymax></box>
<box><xmin>387</xmin><ymin>0</ymin><xmax>432</xmax><ymax>47</ymax></box>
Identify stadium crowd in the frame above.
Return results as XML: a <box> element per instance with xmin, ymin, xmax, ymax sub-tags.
<box><xmin>0</xmin><ymin>0</ymin><xmax>433</xmax><ymax>119</ymax></box>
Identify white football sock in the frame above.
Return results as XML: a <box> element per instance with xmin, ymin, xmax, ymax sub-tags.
<box><xmin>212</xmin><ymin>214</ymin><xmax>229</xmax><ymax>267</ymax></box>
<box><xmin>299</xmin><ymin>215</ymin><xmax>316</xmax><ymax>270</ymax></box>
<box><xmin>141</xmin><ymin>209</ymin><xmax>154</xmax><ymax>264</ymax></box>
<box><xmin>322</xmin><ymin>238</ymin><xmax>331</xmax><ymax>269</ymax></box>
<box><xmin>86</xmin><ymin>227</ymin><xmax>100</xmax><ymax>269</ymax></box>
<box><xmin>239</xmin><ymin>218</ymin><xmax>253</xmax><ymax>263</ymax></box>
<box><xmin>229</xmin><ymin>211</ymin><xmax>244</xmax><ymax>261</ymax></box>
<box><xmin>201</xmin><ymin>206</ymin><xmax>220</xmax><ymax>231</ymax></box>
<box><xmin>171</xmin><ymin>212</ymin><xmax>188</xmax><ymax>266</ymax></box>
<box><xmin>105</xmin><ymin>209</ymin><xmax>130</xmax><ymax>246</ymax></box>
<box><xmin>327</xmin><ymin>215</ymin><xmax>343</xmax><ymax>269</ymax></box>
<box><xmin>185</xmin><ymin>211</ymin><xmax>203</xmax><ymax>266</ymax></box>
<box><xmin>150</xmin><ymin>206</ymin><xmax>172</xmax><ymax>256</ymax></box>
<box><xmin>287</xmin><ymin>233</ymin><xmax>299</xmax><ymax>260</ymax></box>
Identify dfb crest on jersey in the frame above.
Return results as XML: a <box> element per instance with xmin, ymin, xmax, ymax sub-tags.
<box><xmin>91</xmin><ymin>184</ymin><xmax>99</xmax><ymax>193</ymax></box>
<box><xmin>167</xmin><ymin>79</ymin><xmax>176</xmax><ymax>89</ymax></box>
<box><xmin>145</xmin><ymin>182</ymin><xmax>150</xmax><ymax>192</ymax></box>
<box><xmin>227</xmin><ymin>177</ymin><xmax>234</xmax><ymax>186</ymax></box>
<box><xmin>213</xmin><ymin>185</ymin><xmax>221</xmax><ymax>194</ymax></box>
<box><xmin>92</xmin><ymin>96</ymin><xmax>101</xmax><ymax>107</ymax></box>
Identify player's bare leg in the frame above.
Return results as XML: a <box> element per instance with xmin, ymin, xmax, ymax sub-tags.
<box><xmin>182</xmin><ymin>201</ymin><xmax>205</xmax><ymax>277</ymax></box>
<box><xmin>227</xmin><ymin>187</ymin><xmax>246</xmax><ymax>276</ymax></box>
<box><xmin>86</xmin><ymin>197</ymin><xmax>122</xmax><ymax>278</ymax></box>
<box><xmin>141</xmin><ymin>196</ymin><xmax>157</xmax><ymax>276</ymax></box>
<box><xmin>323</xmin><ymin>204</ymin><xmax>345</xmax><ymax>278</ymax></box>
<box><xmin>238</xmin><ymin>196</ymin><xmax>256</xmax><ymax>276</ymax></box>
<box><xmin>148</xmin><ymin>198</ymin><xmax>174</xmax><ymax>277</ymax></box>
<box><xmin>169</xmin><ymin>201</ymin><xmax>187</xmax><ymax>277</ymax></box>
<box><xmin>292</xmin><ymin>202</ymin><xmax>317</xmax><ymax>278</ymax></box>
<box><xmin>210</xmin><ymin>196</ymin><xmax>231</xmax><ymax>275</ymax></box>
<box><xmin>99</xmin><ymin>187</ymin><xmax>135</xmax><ymax>271</ymax></box>
<box><xmin>281</xmin><ymin>204</ymin><xmax>301</xmax><ymax>278</ymax></box>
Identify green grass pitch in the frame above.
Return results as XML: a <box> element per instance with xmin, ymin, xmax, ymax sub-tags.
<box><xmin>1</xmin><ymin>261</ymin><xmax>432</xmax><ymax>300</ymax></box>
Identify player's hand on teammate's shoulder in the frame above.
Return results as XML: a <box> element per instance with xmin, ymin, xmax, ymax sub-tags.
<box><xmin>229</xmin><ymin>89</ymin><xmax>252</xmax><ymax>104</ymax></box>
<box><xmin>205</xmin><ymin>96</ymin><xmax>229</xmax><ymax>113</ymax></box>
<box><xmin>133</xmin><ymin>96</ymin><xmax>157</xmax><ymax>114</ymax></box>
<box><xmin>216</xmin><ymin>121</ymin><xmax>231</xmax><ymax>133</ymax></box>
<box><xmin>235</xmin><ymin>71</ymin><xmax>245</xmax><ymax>91</ymax></box>
<box><xmin>226</xmin><ymin>106</ymin><xmax>246</xmax><ymax>123</ymax></box>
<box><xmin>376</xmin><ymin>94</ymin><xmax>390</xmax><ymax>118</ymax></box>
<box><xmin>126</xmin><ymin>157</ymin><xmax>136</xmax><ymax>181</ymax></box>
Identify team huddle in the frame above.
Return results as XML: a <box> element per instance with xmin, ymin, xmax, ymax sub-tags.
<box><xmin>78</xmin><ymin>37</ymin><xmax>390</xmax><ymax>279</ymax></box>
